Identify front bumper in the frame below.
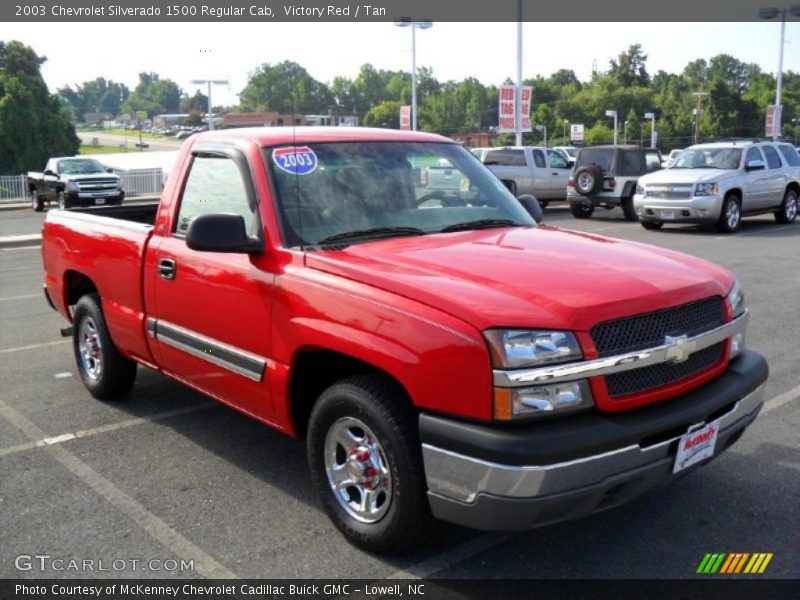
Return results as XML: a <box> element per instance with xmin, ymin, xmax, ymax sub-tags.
<box><xmin>65</xmin><ymin>190</ymin><xmax>125</xmax><ymax>206</ymax></box>
<box><xmin>634</xmin><ymin>193</ymin><xmax>723</xmax><ymax>223</ymax></box>
<box><xmin>420</xmin><ymin>350</ymin><xmax>767</xmax><ymax>531</ymax></box>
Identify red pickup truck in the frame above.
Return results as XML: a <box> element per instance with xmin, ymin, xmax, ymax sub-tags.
<box><xmin>42</xmin><ymin>127</ymin><xmax>767</xmax><ymax>552</ymax></box>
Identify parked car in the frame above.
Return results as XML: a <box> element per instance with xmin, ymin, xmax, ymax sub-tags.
<box><xmin>552</xmin><ymin>145</ymin><xmax>580</xmax><ymax>167</ymax></box>
<box><xmin>28</xmin><ymin>157</ymin><xmax>124</xmax><ymax>211</ymax></box>
<box><xmin>663</xmin><ymin>149</ymin><xmax>683</xmax><ymax>168</ymax></box>
<box><xmin>42</xmin><ymin>127</ymin><xmax>766</xmax><ymax>552</ymax></box>
<box><xmin>567</xmin><ymin>145</ymin><xmax>662</xmax><ymax>220</ymax></box>
<box><xmin>634</xmin><ymin>141</ymin><xmax>800</xmax><ymax>233</ymax></box>
<box><xmin>474</xmin><ymin>146</ymin><xmax>572</xmax><ymax>208</ymax></box>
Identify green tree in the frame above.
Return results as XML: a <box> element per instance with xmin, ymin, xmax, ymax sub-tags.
<box><xmin>180</xmin><ymin>90</ymin><xmax>208</xmax><ymax>113</ymax></box>
<box><xmin>362</xmin><ymin>100</ymin><xmax>402</xmax><ymax>128</ymax></box>
<box><xmin>58</xmin><ymin>77</ymin><xmax>129</xmax><ymax>119</ymax></box>
<box><xmin>122</xmin><ymin>72</ymin><xmax>182</xmax><ymax>116</ymax></box>
<box><xmin>239</xmin><ymin>61</ymin><xmax>333</xmax><ymax>114</ymax></box>
<box><xmin>609</xmin><ymin>44</ymin><xmax>650</xmax><ymax>87</ymax></box>
<box><xmin>0</xmin><ymin>41</ymin><xmax>78</xmax><ymax>174</ymax></box>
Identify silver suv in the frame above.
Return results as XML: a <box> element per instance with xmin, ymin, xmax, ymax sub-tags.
<box><xmin>634</xmin><ymin>141</ymin><xmax>800</xmax><ymax>233</ymax></box>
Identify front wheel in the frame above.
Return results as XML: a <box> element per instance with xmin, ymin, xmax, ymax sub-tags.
<box><xmin>307</xmin><ymin>375</ymin><xmax>430</xmax><ymax>553</ymax></box>
<box><xmin>621</xmin><ymin>196</ymin><xmax>638</xmax><ymax>221</ymax></box>
<box><xmin>774</xmin><ymin>189</ymin><xmax>798</xmax><ymax>224</ymax></box>
<box><xmin>570</xmin><ymin>202</ymin><xmax>594</xmax><ymax>219</ymax></box>
<box><xmin>31</xmin><ymin>190</ymin><xmax>44</xmax><ymax>212</ymax></box>
<box><xmin>641</xmin><ymin>221</ymin><xmax>663</xmax><ymax>230</ymax></box>
<box><xmin>716</xmin><ymin>195</ymin><xmax>742</xmax><ymax>233</ymax></box>
<box><xmin>72</xmin><ymin>294</ymin><xmax>137</xmax><ymax>400</ymax></box>
<box><xmin>57</xmin><ymin>191</ymin><xmax>68</xmax><ymax>210</ymax></box>
<box><xmin>538</xmin><ymin>199</ymin><xmax>549</xmax><ymax>210</ymax></box>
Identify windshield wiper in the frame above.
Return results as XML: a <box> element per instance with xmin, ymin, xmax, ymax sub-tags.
<box><xmin>316</xmin><ymin>226</ymin><xmax>426</xmax><ymax>247</ymax></box>
<box><xmin>440</xmin><ymin>218</ymin><xmax>520</xmax><ymax>233</ymax></box>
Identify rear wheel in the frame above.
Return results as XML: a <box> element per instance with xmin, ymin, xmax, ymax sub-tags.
<box><xmin>502</xmin><ymin>180</ymin><xmax>517</xmax><ymax>196</ymax></box>
<box><xmin>641</xmin><ymin>221</ymin><xmax>663</xmax><ymax>230</ymax></box>
<box><xmin>570</xmin><ymin>202</ymin><xmax>594</xmax><ymax>219</ymax></box>
<box><xmin>774</xmin><ymin>189</ymin><xmax>798</xmax><ymax>224</ymax></box>
<box><xmin>31</xmin><ymin>190</ymin><xmax>44</xmax><ymax>212</ymax></box>
<box><xmin>307</xmin><ymin>375</ymin><xmax>430</xmax><ymax>553</ymax></box>
<box><xmin>621</xmin><ymin>196</ymin><xmax>638</xmax><ymax>221</ymax></box>
<box><xmin>72</xmin><ymin>294</ymin><xmax>137</xmax><ymax>400</ymax></box>
<box><xmin>716</xmin><ymin>195</ymin><xmax>742</xmax><ymax>233</ymax></box>
<box><xmin>538</xmin><ymin>199</ymin><xmax>549</xmax><ymax>209</ymax></box>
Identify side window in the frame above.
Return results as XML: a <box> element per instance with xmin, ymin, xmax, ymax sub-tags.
<box><xmin>175</xmin><ymin>155</ymin><xmax>255</xmax><ymax>237</ymax></box>
<box><xmin>644</xmin><ymin>151</ymin><xmax>662</xmax><ymax>172</ymax></box>
<box><xmin>761</xmin><ymin>145</ymin><xmax>782</xmax><ymax>170</ymax></box>
<box><xmin>484</xmin><ymin>149</ymin><xmax>526</xmax><ymax>167</ymax></box>
<box><xmin>546</xmin><ymin>150</ymin><xmax>567</xmax><ymax>169</ymax></box>
<box><xmin>745</xmin><ymin>147</ymin><xmax>763</xmax><ymax>166</ymax></box>
<box><xmin>621</xmin><ymin>151</ymin><xmax>645</xmax><ymax>176</ymax></box>
<box><xmin>778</xmin><ymin>144</ymin><xmax>800</xmax><ymax>167</ymax></box>
<box><xmin>532</xmin><ymin>150</ymin><xmax>546</xmax><ymax>168</ymax></box>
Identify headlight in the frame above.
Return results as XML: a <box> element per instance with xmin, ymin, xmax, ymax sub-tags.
<box><xmin>494</xmin><ymin>381</ymin><xmax>594</xmax><ymax>420</ymax></box>
<box><xmin>636</xmin><ymin>183</ymin><xmax>645</xmax><ymax>195</ymax></box>
<box><xmin>484</xmin><ymin>329</ymin><xmax>582</xmax><ymax>369</ymax></box>
<box><xmin>695</xmin><ymin>182</ymin><xmax>718</xmax><ymax>196</ymax></box>
<box><xmin>66</xmin><ymin>181</ymin><xmax>80</xmax><ymax>192</ymax></box>
<box><xmin>726</xmin><ymin>279</ymin><xmax>746</xmax><ymax>358</ymax></box>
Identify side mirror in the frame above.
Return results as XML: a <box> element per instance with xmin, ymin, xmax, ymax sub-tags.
<box><xmin>185</xmin><ymin>214</ymin><xmax>263</xmax><ymax>254</ymax></box>
<box><xmin>745</xmin><ymin>159</ymin><xmax>765</xmax><ymax>171</ymax></box>
<box><xmin>517</xmin><ymin>194</ymin><xmax>544</xmax><ymax>223</ymax></box>
<box><xmin>44</xmin><ymin>169</ymin><xmax>57</xmax><ymax>177</ymax></box>
<box><xmin>106</xmin><ymin>167</ymin><xmax>114</xmax><ymax>173</ymax></box>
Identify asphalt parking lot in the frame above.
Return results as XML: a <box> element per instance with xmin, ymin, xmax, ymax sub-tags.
<box><xmin>1</xmin><ymin>205</ymin><xmax>798</xmax><ymax>579</ymax></box>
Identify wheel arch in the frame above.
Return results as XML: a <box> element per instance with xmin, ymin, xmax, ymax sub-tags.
<box><xmin>63</xmin><ymin>270</ymin><xmax>99</xmax><ymax>315</ymax></box>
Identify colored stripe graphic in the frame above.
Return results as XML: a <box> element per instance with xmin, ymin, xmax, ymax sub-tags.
<box><xmin>744</xmin><ymin>553</ymin><xmax>773</xmax><ymax>574</ymax></box>
<box><xmin>697</xmin><ymin>553</ymin><xmax>727</xmax><ymax>573</ymax></box>
<box><xmin>699</xmin><ymin>553</ymin><xmax>773</xmax><ymax>574</ymax></box>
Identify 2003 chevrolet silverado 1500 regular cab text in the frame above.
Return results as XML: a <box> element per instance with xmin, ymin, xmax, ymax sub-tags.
<box><xmin>42</xmin><ymin>128</ymin><xmax>768</xmax><ymax>553</ymax></box>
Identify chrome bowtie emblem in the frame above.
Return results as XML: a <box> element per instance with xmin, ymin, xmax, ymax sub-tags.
<box><xmin>665</xmin><ymin>334</ymin><xmax>695</xmax><ymax>363</ymax></box>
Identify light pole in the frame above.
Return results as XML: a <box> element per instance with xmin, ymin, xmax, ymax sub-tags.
<box><xmin>691</xmin><ymin>92</ymin><xmax>709</xmax><ymax>144</ymax></box>
<box><xmin>563</xmin><ymin>119</ymin><xmax>568</xmax><ymax>144</ymax></box>
<box><xmin>535</xmin><ymin>124</ymin><xmax>547</xmax><ymax>147</ymax></box>
<box><xmin>793</xmin><ymin>117</ymin><xmax>799</xmax><ymax>144</ymax></box>
<box><xmin>644</xmin><ymin>112</ymin><xmax>656</xmax><ymax>148</ymax></box>
<box><xmin>190</xmin><ymin>79</ymin><xmax>229</xmax><ymax>131</ymax></box>
<box><xmin>758</xmin><ymin>5</ymin><xmax>800</xmax><ymax>140</ymax></box>
<box><xmin>605</xmin><ymin>110</ymin><xmax>618</xmax><ymax>145</ymax></box>
<box><xmin>623</xmin><ymin>120</ymin><xmax>630</xmax><ymax>145</ymax></box>
<box><xmin>395</xmin><ymin>18</ymin><xmax>433</xmax><ymax>132</ymax></box>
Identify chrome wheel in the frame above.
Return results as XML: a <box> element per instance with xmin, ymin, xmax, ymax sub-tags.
<box><xmin>786</xmin><ymin>194</ymin><xmax>797</xmax><ymax>221</ymax></box>
<box><xmin>78</xmin><ymin>316</ymin><xmax>103</xmax><ymax>380</ymax></box>
<box><xmin>58</xmin><ymin>192</ymin><xmax>66</xmax><ymax>210</ymax></box>
<box><xmin>577</xmin><ymin>172</ymin><xmax>593</xmax><ymax>192</ymax></box>
<box><xmin>725</xmin><ymin>201</ymin><xmax>740</xmax><ymax>230</ymax></box>
<box><xmin>31</xmin><ymin>191</ymin><xmax>37</xmax><ymax>208</ymax></box>
<box><xmin>324</xmin><ymin>416</ymin><xmax>392</xmax><ymax>523</ymax></box>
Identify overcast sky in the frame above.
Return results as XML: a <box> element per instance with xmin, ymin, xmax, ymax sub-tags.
<box><xmin>1</xmin><ymin>21</ymin><xmax>797</xmax><ymax>106</ymax></box>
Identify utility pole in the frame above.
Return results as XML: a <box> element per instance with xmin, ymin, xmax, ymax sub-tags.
<box><xmin>190</xmin><ymin>79</ymin><xmax>229</xmax><ymax>131</ymax></box>
<box><xmin>691</xmin><ymin>92</ymin><xmax>709</xmax><ymax>145</ymax></box>
<box><xmin>515</xmin><ymin>1</ymin><xmax>523</xmax><ymax>146</ymax></box>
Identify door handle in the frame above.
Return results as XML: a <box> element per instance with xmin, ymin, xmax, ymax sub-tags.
<box><xmin>158</xmin><ymin>258</ymin><xmax>176</xmax><ymax>280</ymax></box>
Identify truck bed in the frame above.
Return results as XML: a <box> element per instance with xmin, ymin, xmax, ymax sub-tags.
<box><xmin>42</xmin><ymin>201</ymin><xmax>159</xmax><ymax>364</ymax></box>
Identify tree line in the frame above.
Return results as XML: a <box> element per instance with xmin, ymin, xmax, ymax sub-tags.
<box><xmin>1</xmin><ymin>40</ymin><xmax>797</xmax><ymax>175</ymax></box>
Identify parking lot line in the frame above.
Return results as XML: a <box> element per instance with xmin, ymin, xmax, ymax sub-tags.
<box><xmin>0</xmin><ymin>402</ymin><xmax>216</xmax><ymax>459</ymax></box>
<box><xmin>762</xmin><ymin>382</ymin><xmax>800</xmax><ymax>414</ymax></box>
<box><xmin>0</xmin><ymin>340</ymin><xmax>70</xmax><ymax>354</ymax></box>
<box><xmin>0</xmin><ymin>397</ymin><xmax>237</xmax><ymax>579</ymax></box>
<box><xmin>0</xmin><ymin>293</ymin><xmax>40</xmax><ymax>301</ymax></box>
<box><xmin>386</xmin><ymin>533</ymin><xmax>510</xmax><ymax>579</ymax></box>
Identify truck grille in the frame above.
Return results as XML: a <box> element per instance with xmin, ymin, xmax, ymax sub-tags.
<box><xmin>591</xmin><ymin>297</ymin><xmax>725</xmax><ymax>357</ymax></box>
<box><xmin>77</xmin><ymin>178</ymin><xmax>118</xmax><ymax>191</ymax></box>
<box><xmin>591</xmin><ymin>297</ymin><xmax>727</xmax><ymax>399</ymax></box>
<box><xmin>605</xmin><ymin>343</ymin><xmax>724</xmax><ymax>397</ymax></box>
<box><xmin>645</xmin><ymin>186</ymin><xmax>693</xmax><ymax>200</ymax></box>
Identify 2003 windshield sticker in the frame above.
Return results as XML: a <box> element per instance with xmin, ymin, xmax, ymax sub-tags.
<box><xmin>273</xmin><ymin>146</ymin><xmax>318</xmax><ymax>175</ymax></box>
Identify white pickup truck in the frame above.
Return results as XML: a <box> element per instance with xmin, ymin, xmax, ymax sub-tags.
<box><xmin>473</xmin><ymin>146</ymin><xmax>572</xmax><ymax>208</ymax></box>
<box><xmin>634</xmin><ymin>141</ymin><xmax>800</xmax><ymax>233</ymax></box>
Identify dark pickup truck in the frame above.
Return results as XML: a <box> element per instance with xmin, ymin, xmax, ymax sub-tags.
<box><xmin>28</xmin><ymin>156</ymin><xmax>124</xmax><ymax>211</ymax></box>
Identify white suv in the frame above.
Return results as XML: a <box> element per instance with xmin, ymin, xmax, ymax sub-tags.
<box><xmin>634</xmin><ymin>141</ymin><xmax>800</xmax><ymax>233</ymax></box>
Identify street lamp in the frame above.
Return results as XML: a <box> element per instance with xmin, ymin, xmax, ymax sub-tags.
<box><xmin>563</xmin><ymin>119</ymin><xmax>568</xmax><ymax>144</ymax></box>
<box><xmin>190</xmin><ymin>79</ymin><xmax>229</xmax><ymax>131</ymax></box>
<box><xmin>758</xmin><ymin>5</ymin><xmax>800</xmax><ymax>140</ymax></box>
<box><xmin>605</xmin><ymin>110</ymin><xmax>618</xmax><ymax>145</ymax></box>
<box><xmin>644</xmin><ymin>112</ymin><xmax>656</xmax><ymax>148</ymax></box>
<box><xmin>623</xmin><ymin>120</ymin><xmax>630</xmax><ymax>145</ymax></box>
<box><xmin>395</xmin><ymin>18</ymin><xmax>433</xmax><ymax>132</ymax></box>
<box><xmin>535</xmin><ymin>124</ymin><xmax>547</xmax><ymax>147</ymax></box>
<box><xmin>793</xmin><ymin>117</ymin><xmax>799</xmax><ymax>145</ymax></box>
<box><xmin>691</xmin><ymin>93</ymin><xmax>709</xmax><ymax>144</ymax></box>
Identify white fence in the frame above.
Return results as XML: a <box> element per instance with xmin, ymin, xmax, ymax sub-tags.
<box><xmin>0</xmin><ymin>169</ymin><xmax>164</xmax><ymax>205</ymax></box>
<box><xmin>0</xmin><ymin>175</ymin><xmax>28</xmax><ymax>204</ymax></box>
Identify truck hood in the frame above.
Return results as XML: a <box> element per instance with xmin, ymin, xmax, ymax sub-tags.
<box><xmin>306</xmin><ymin>226</ymin><xmax>734</xmax><ymax>332</ymax></box>
<box><xmin>641</xmin><ymin>169</ymin><xmax>732</xmax><ymax>185</ymax></box>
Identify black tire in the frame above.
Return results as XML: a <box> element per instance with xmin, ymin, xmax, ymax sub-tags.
<box><xmin>57</xmin><ymin>191</ymin><xmax>68</xmax><ymax>210</ymax></box>
<box><xmin>307</xmin><ymin>374</ymin><xmax>430</xmax><ymax>553</ymax></box>
<box><xmin>538</xmin><ymin>200</ymin><xmax>549</xmax><ymax>209</ymax></box>
<box><xmin>502</xmin><ymin>180</ymin><xmax>517</xmax><ymax>196</ymax></box>
<box><xmin>31</xmin><ymin>190</ymin><xmax>44</xmax><ymax>212</ymax></box>
<box><xmin>573</xmin><ymin>165</ymin><xmax>603</xmax><ymax>196</ymax></box>
<box><xmin>570</xmin><ymin>202</ymin><xmax>594</xmax><ymax>219</ymax></box>
<box><xmin>641</xmin><ymin>221</ymin><xmax>664</xmax><ymax>230</ymax></box>
<box><xmin>72</xmin><ymin>294</ymin><xmax>137</xmax><ymax>400</ymax></box>
<box><xmin>774</xmin><ymin>188</ymin><xmax>798</xmax><ymax>224</ymax></box>
<box><xmin>716</xmin><ymin>195</ymin><xmax>742</xmax><ymax>233</ymax></box>
<box><xmin>621</xmin><ymin>196</ymin><xmax>638</xmax><ymax>221</ymax></box>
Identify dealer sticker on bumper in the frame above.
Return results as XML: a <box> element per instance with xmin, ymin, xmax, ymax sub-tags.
<box><xmin>674</xmin><ymin>423</ymin><xmax>719</xmax><ymax>474</ymax></box>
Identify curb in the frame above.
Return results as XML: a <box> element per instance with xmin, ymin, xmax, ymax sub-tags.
<box><xmin>0</xmin><ymin>234</ymin><xmax>41</xmax><ymax>249</ymax></box>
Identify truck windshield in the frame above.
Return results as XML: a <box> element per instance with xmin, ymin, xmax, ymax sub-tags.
<box><xmin>57</xmin><ymin>159</ymin><xmax>106</xmax><ymax>174</ymax></box>
<box><xmin>673</xmin><ymin>147</ymin><xmax>742</xmax><ymax>170</ymax></box>
<box><xmin>265</xmin><ymin>141</ymin><xmax>535</xmax><ymax>248</ymax></box>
